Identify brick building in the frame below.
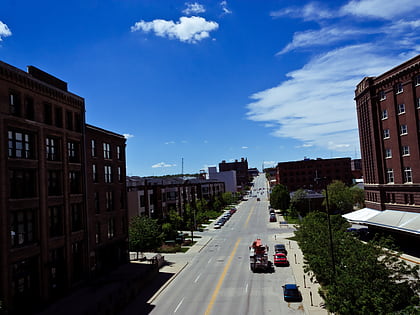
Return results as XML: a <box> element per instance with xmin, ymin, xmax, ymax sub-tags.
<box><xmin>127</xmin><ymin>176</ymin><xmax>225</xmax><ymax>220</ymax></box>
<box><xmin>219</xmin><ymin>158</ymin><xmax>250</xmax><ymax>190</ymax></box>
<box><xmin>0</xmin><ymin>61</ymin><xmax>128</xmax><ymax>313</ymax></box>
<box><xmin>275</xmin><ymin>157</ymin><xmax>353</xmax><ymax>192</ymax></box>
<box><xmin>354</xmin><ymin>55</ymin><xmax>420</xmax><ymax>214</ymax></box>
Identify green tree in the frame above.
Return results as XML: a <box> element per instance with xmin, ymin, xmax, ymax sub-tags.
<box><xmin>184</xmin><ymin>204</ymin><xmax>196</xmax><ymax>243</ymax></box>
<box><xmin>168</xmin><ymin>209</ymin><xmax>183</xmax><ymax>231</ymax></box>
<box><xmin>221</xmin><ymin>192</ymin><xmax>234</xmax><ymax>205</ymax></box>
<box><xmin>324</xmin><ymin>180</ymin><xmax>354</xmax><ymax>214</ymax></box>
<box><xmin>290</xmin><ymin>189</ymin><xmax>308</xmax><ymax>216</ymax></box>
<box><xmin>295</xmin><ymin>212</ymin><xmax>420</xmax><ymax>314</ymax></box>
<box><xmin>270</xmin><ymin>184</ymin><xmax>290</xmax><ymax>210</ymax></box>
<box><xmin>350</xmin><ymin>185</ymin><xmax>365</xmax><ymax>209</ymax></box>
<box><xmin>129</xmin><ymin>215</ymin><xmax>162</xmax><ymax>257</ymax></box>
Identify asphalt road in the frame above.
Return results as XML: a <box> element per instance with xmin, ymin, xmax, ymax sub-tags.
<box><xmin>148</xmin><ymin>174</ymin><xmax>304</xmax><ymax>315</ymax></box>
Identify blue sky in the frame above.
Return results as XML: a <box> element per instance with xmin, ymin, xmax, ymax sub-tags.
<box><xmin>1</xmin><ymin>0</ymin><xmax>419</xmax><ymax>176</ymax></box>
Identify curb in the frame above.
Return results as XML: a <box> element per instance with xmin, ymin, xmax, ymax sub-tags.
<box><xmin>147</xmin><ymin>261</ymin><xmax>189</xmax><ymax>304</ymax></box>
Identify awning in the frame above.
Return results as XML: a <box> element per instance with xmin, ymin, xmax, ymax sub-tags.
<box><xmin>342</xmin><ymin>208</ymin><xmax>381</xmax><ymax>223</ymax></box>
<box><xmin>365</xmin><ymin>210</ymin><xmax>420</xmax><ymax>235</ymax></box>
<box><xmin>343</xmin><ymin>208</ymin><xmax>420</xmax><ymax>235</ymax></box>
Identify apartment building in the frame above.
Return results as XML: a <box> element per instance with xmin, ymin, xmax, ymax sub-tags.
<box><xmin>127</xmin><ymin>176</ymin><xmax>225</xmax><ymax>220</ymax></box>
<box><xmin>275</xmin><ymin>157</ymin><xmax>353</xmax><ymax>192</ymax></box>
<box><xmin>0</xmin><ymin>61</ymin><xmax>128</xmax><ymax>313</ymax></box>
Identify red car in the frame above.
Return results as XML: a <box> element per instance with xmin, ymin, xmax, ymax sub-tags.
<box><xmin>274</xmin><ymin>253</ymin><xmax>289</xmax><ymax>266</ymax></box>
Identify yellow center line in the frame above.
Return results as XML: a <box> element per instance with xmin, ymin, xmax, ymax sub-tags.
<box><xmin>204</xmin><ymin>238</ymin><xmax>241</xmax><ymax>315</ymax></box>
<box><xmin>244</xmin><ymin>203</ymin><xmax>256</xmax><ymax>228</ymax></box>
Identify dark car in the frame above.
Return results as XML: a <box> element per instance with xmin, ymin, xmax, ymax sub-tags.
<box><xmin>274</xmin><ymin>244</ymin><xmax>287</xmax><ymax>255</ymax></box>
<box><xmin>282</xmin><ymin>284</ymin><xmax>302</xmax><ymax>302</ymax></box>
<box><xmin>274</xmin><ymin>253</ymin><xmax>289</xmax><ymax>266</ymax></box>
<box><xmin>269</xmin><ymin>213</ymin><xmax>277</xmax><ymax>222</ymax></box>
<box><xmin>257</xmin><ymin>198</ymin><xmax>260</xmax><ymax>201</ymax></box>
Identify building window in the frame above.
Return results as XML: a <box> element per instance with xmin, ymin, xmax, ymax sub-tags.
<box><xmin>117</xmin><ymin>166</ymin><xmax>122</xmax><ymax>182</ymax></box>
<box><xmin>69</xmin><ymin>171</ymin><xmax>81</xmax><ymax>194</ymax></box>
<box><xmin>55</xmin><ymin>107</ymin><xmax>63</xmax><ymax>128</ymax></box>
<box><xmin>74</xmin><ymin>113</ymin><xmax>82</xmax><ymax>132</ymax></box>
<box><xmin>72</xmin><ymin>241</ymin><xmax>83</xmax><ymax>281</ymax></box>
<box><xmin>71</xmin><ymin>204</ymin><xmax>83</xmax><ymax>231</ymax></box>
<box><xmin>44</xmin><ymin>103</ymin><xmax>53</xmax><ymax>125</ymax></box>
<box><xmin>386</xmin><ymin>169</ymin><xmax>394</xmax><ymax>183</ymax></box>
<box><xmin>117</xmin><ymin>145</ymin><xmax>123</xmax><ymax>160</ymax></box>
<box><xmin>103</xmin><ymin>143</ymin><xmax>111</xmax><ymax>159</ymax></box>
<box><xmin>383</xmin><ymin>129</ymin><xmax>390</xmax><ymax>139</ymax></box>
<box><xmin>95</xmin><ymin>222</ymin><xmax>101</xmax><ymax>244</ymax></box>
<box><xmin>400</xmin><ymin>124</ymin><xmax>408</xmax><ymax>135</ymax></box>
<box><xmin>94</xmin><ymin>192</ymin><xmax>100</xmax><ymax>213</ymax></box>
<box><xmin>403</xmin><ymin>167</ymin><xmax>412</xmax><ymax>183</ymax></box>
<box><xmin>381</xmin><ymin>109</ymin><xmax>388</xmax><ymax>120</ymax></box>
<box><xmin>397</xmin><ymin>103</ymin><xmax>405</xmax><ymax>114</ymax></box>
<box><xmin>402</xmin><ymin>145</ymin><xmax>410</xmax><ymax>156</ymax></box>
<box><xmin>9</xmin><ymin>92</ymin><xmax>21</xmax><ymax>116</ymax></box>
<box><xmin>49</xmin><ymin>206</ymin><xmax>63</xmax><ymax>237</ymax></box>
<box><xmin>107</xmin><ymin>218</ymin><xmax>115</xmax><ymax>239</ymax></box>
<box><xmin>46</xmin><ymin>137</ymin><xmax>60</xmax><ymax>161</ymax></box>
<box><xmin>25</xmin><ymin>97</ymin><xmax>35</xmax><ymax>120</ymax></box>
<box><xmin>417</xmin><ymin>97</ymin><xmax>420</xmax><ymax>109</ymax></box>
<box><xmin>10</xmin><ymin>209</ymin><xmax>36</xmax><ymax>247</ymax></box>
<box><xmin>8</xmin><ymin>130</ymin><xmax>34</xmax><ymax>159</ymax></box>
<box><xmin>106</xmin><ymin>191</ymin><xmax>113</xmax><ymax>211</ymax></box>
<box><xmin>91</xmin><ymin>139</ymin><xmax>97</xmax><ymax>157</ymax></box>
<box><xmin>10</xmin><ymin>169</ymin><xmax>37</xmax><ymax>198</ymax></box>
<box><xmin>415</xmin><ymin>75</ymin><xmax>420</xmax><ymax>86</ymax></box>
<box><xmin>385</xmin><ymin>148</ymin><xmax>392</xmax><ymax>158</ymax></box>
<box><xmin>379</xmin><ymin>90</ymin><xmax>386</xmax><ymax>101</ymax></box>
<box><xmin>395</xmin><ymin>82</ymin><xmax>403</xmax><ymax>94</ymax></box>
<box><xmin>67</xmin><ymin>141</ymin><xmax>80</xmax><ymax>162</ymax></box>
<box><xmin>92</xmin><ymin>164</ymin><xmax>98</xmax><ymax>182</ymax></box>
<box><xmin>66</xmin><ymin>111</ymin><xmax>73</xmax><ymax>130</ymax></box>
<box><xmin>11</xmin><ymin>258</ymin><xmax>38</xmax><ymax>304</ymax></box>
<box><xmin>104</xmin><ymin>165</ymin><xmax>112</xmax><ymax>183</ymax></box>
<box><xmin>48</xmin><ymin>170</ymin><xmax>62</xmax><ymax>196</ymax></box>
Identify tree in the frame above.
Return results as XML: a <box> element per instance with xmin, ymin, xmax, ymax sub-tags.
<box><xmin>270</xmin><ymin>184</ymin><xmax>290</xmax><ymax>210</ymax></box>
<box><xmin>324</xmin><ymin>180</ymin><xmax>354</xmax><ymax>214</ymax></box>
<box><xmin>184</xmin><ymin>204</ymin><xmax>196</xmax><ymax>243</ymax></box>
<box><xmin>295</xmin><ymin>212</ymin><xmax>420</xmax><ymax>314</ymax></box>
<box><xmin>168</xmin><ymin>209</ymin><xmax>183</xmax><ymax>231</ymax></box>
<box><xmin>290</xmin><ymin>189</ymin><xmax>308</xmax><ymax>216</ymax></box>
<box><xmin>350</xmin><ymin>185</ymin><xmax>365</xmax><ymax>209</ymax></box>
<box><xmin>221</xmin><ymin>192</ymin><xmax>234</xmax><ymax>205</ymax></box>
<box><xmin>129</xmin><ymin>216</ymin><xmax>162</xmax><ymax>257</ymax></box>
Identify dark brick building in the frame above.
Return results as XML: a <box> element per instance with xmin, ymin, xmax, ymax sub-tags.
<box><xmin>275</xmin><ymin>157</ymin><xmax>353</xmax><ymax>192</ymax></box>
<box><xmin>219</xmin><ymin>158</ymin><xmax>250</xmax><ymax>190</ymax></box>
<box><xmin>355</xmin><ymin>55</ymin><xmax>420</xmax><ymax>214</ymax></box>
<box><xmin>0</xmin><ymin>61</ymin><xmax>128</xmax><ymax>313</ymax></box>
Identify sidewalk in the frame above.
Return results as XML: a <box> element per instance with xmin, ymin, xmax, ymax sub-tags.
<box><xmin>273</xmin><ymin>231</ymin><xmax>328</xmax><ymax>315</ymax></box>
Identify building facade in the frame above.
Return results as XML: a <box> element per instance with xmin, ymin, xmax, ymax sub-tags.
<box><xmin>127</xmin><ymin>176</ymin><xmax>225</xmax><ymax>220</ymax></box>
<box><xmin>219</xmin><ymin>158</ymin><xmax>249</xmax><ymax>190</ymax></box>
<box><xmin>275</xmin><ymin>157</ymin><xmax>353</xmax><ymax>192</ymax></box>
<box><xmin>0</xmin><ymin>61</ymin><xmax>128</xmax><ymax>313</ymax></box>
<box><xmin>208</xmin><ymin>166</ymin><xmax>237</xmax><ymax>193</ymax></box>
<box><xmin>355</xmin><ymin>55</ymin><xmax>420</xmax><ymax>214</ymax></box>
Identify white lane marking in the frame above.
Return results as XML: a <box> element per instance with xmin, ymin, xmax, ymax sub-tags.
<box><xmin>194</xmin><ymin>273</ymin><xmax>201</xmax><ymax>283</ymax></box>
<box><xmin>208</xmin><ymin>257</ymin><xmax>212</xmax><ymax>264</ymax></box>
<box><xmin>174</xmin><ymin>297</ymin><xmax>184</xmax><ymax>313</ymax></box>
<box><xmin>245</xmin><ymin>283</ymin><xmax>248</xmax><ymax>293</ymax></box>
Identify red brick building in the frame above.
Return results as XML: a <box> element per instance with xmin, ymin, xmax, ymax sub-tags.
<box><xmin>219</xmin><ymin>158</ymin><xmax>250</xmax><ymax>190</ymax></box>
<box><xmin>0</xmin><ymin>61</ymin><xmax>128</xmax><ymax>313</ymax></box>
<box><xmin>355</xmin><ymin>55</ymin><xmax>420</xmax><ymax>214</ymax></box>
<box><xmin>275</xmin><ymin>157</ymin><xmax>353</xmax><ymax>192</ymax></box>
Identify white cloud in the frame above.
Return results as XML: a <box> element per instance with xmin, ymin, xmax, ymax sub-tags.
<box><xmin>183</xmin><ymin>2</ymin><xmax>205</xmax><ymax>15</ymax></box>
<box><xmin>123</xmin><ymin>133</ymin><xmax>134</xmax><ymax>139</ymax></box>
<box><xmin>152</xmin><ymin>162</ymin><xmax>176</xmax><ymax>168</ymax></box>
<box><xmin>220</xmin><ymin>1</ymin><xmax>232</xmax><ymax>15</ymax></box>
<box><xmin>131</xmin><ymin>16</ymin><xmax>218</xmax><ymax>43</ymax></box>
<box><xmin>241</xmin><ymin>146</ymin><xmax>248</xmax><ymax>149</ymax></box>
<box><xmin>263</xmin><ymin>161</ymin><xmax>276</xmax><ymax>167</ymax></box>
<box><xmin>341</xmin><ymin>0</ymin><xmax>420</xmax><ymax>20</ymax></box>
<box><xmin>270</xmin><ymin>3</ymin><xmax>334</xmax><ymax>21</ymax></box>
<box><xmin>247</xmin><ymin>44</ymin><xmax>407</xmax><ymax>153</ymax></box>
<box><xmin>165</xmin><ymin>141</ymin><xmax>176</xmax><ymax>145</ymax></box>
<box><xmin>0</xmin><ymin>21</ymin><xmax>12</xmax><ymax>41</ymax></box>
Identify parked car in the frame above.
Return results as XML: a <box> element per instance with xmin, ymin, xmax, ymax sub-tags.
<box><xmin>269</xmin><ymin>208</ymin><xmax>275</xmax><ymax>214</ymax></box>
<box><xmin>274</xmin><ymin>244</ymin><xmax>287</xmax><ymax>255</ymax></box>
<box><xmin>214</xmin><ymin>223</ymin><xmax>221</xmax><ymax>229</ymax></box>
<box><xmin>269</xmin><ymin>214</ymin><xmax>277</xmax><ymax>222</ymax></box>
<box><xmin>274</xmin><ymin>253</ymin><xmax>289</xmax><ymax>266</ymax></box>
<box><xmin>257</xmin><ymin>198</ymin><xmax>260</xmax><ymax>201</ymax></box>
<box><xmin>282</xmin><ymin>284</ymin><xmax>302</xmax><ymax>302</ymax></box>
